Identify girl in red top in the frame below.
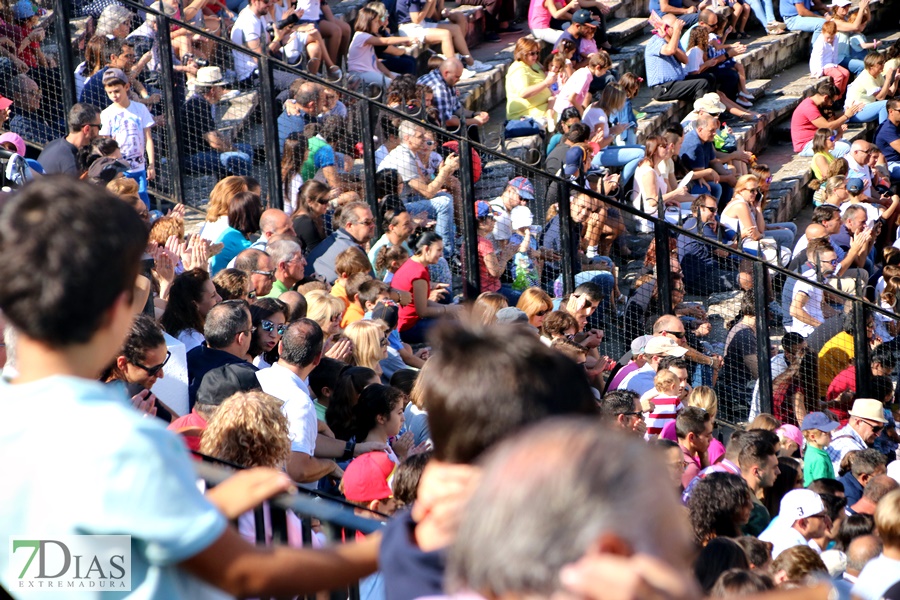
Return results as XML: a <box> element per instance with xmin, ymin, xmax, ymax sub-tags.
<box><xmin>475</xmin><ymin>200</ymin><xmax>522</xmax><ymax>305</ymax></box>
<box><xmin>391</xmin><ymin>231</ymin><xmax>460</xmax><ymax>344</ymax></box>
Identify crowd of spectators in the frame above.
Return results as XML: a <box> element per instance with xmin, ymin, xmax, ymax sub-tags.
<box><xmin>6</xmin><ymin>0</ymin><xmax>900</xmax><ymax>598</ymax></box>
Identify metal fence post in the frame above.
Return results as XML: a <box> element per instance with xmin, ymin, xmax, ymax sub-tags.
<box><xmin>258</xmin><ymin>55</ymin><xmax>283</xmax><ymax>210</ymax></box>
<box><xmin>156</xmin><ymin>15</ymin><xmax>185</xmax><ymax>205</ymax></box>
<box><xmin>853</xmin><ymin>300</ymin><xmax>871</xmax><ymax>398</ymax></box>
<box><xmin>53</xmin><ymin>0</ymin><xmax>77</xmax><ymax>109</ymax></box>
<box><xmin>359</xmin><ymin>100</ymin><xmax>381</xmax><ymax>237</ymax></box>
<box><xmin>655</xmin><ymin>202</ymin><xmax>673</xmax><ymax>316</ymax></box>
<box><xmin>558</xmin><ymin>180</ymin><xmax>577</xmax><ymax>296</ymax></box>
<box><xmin>458</xmin><ymin>137</ymin><xmax>480</xmax><ymax>299</ymax></box>
<box><xmin>754</xmin><ymin>261</ymin><xmax>773</xmax><ymax>415</ymax></box>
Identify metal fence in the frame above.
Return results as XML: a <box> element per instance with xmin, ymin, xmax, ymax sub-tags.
<box><xmin>32</xmin><ymin>0</ymin><xmax>900</xmax><ymax>427</ymax></box>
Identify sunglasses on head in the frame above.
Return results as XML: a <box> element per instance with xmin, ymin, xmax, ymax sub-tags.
<box><xmin>133</xmin><ymin>350</ymin><xmax>171</xmax><ymax>377</ymax></box>
<box><xmin>260</xmin><ymin>319</ymin><xmax>287</xmax><ymax>335</ymax></box>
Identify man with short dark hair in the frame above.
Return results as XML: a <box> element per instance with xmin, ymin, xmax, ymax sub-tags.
<box><xmin>235</xmin><ymin>248</ymin><xmax>275</xmax><ymax>299</ymax></box>
<box><xmin>792</xmin><ymin>80</ymin><xmax>859</xmax><ymax>156</ymax></box>
<box><xmin>380</xmin><ymin>324</ymin><xmax>597</xmax><ymax>600</ymax></box>
<box><xmin>739</xmin><ymin>433</ymin><xmax>782</xmax><ymax>536</ymax></box>
<box><xmin>875</xmin><ymin>98</ymin><xmax>900</xmax><ymax>181</ymax></box>
<box><xmin>838</xmin><ymin>447</ymin><xmax>888</xmax><ymax>506</ymax></box>
<box><xmin>599</xmin><ymin>389</ymin><xmax>647</xmax><ymax>436</ymax></box>
<box><xmin>38</xmin><ymin>103</ymin><xmax>101</xmax><ymax>175</ymax></box>
<box><xmin>79</xmin><ymin>37</ymin><xmax>138</xmax><ymax>109</ymax></box>
<box><xmin>306</xmin><ymin>201</ymin><xmax>376</xmax><ymax>283</ymax></box>
<box><xmin>676</xmin><ymin>406</ymin><xmax>713</xmax><ymax>488</ymax></box>
<box><xmin>186</xmin><ymin>300</ymin><xmax>255</xmax><ymax>407</ymax></box>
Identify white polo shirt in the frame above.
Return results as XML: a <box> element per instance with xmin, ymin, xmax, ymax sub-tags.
<box><xmin>759</xmin><ymin>521</ymin><xmax>817</xmax><ymax>559</ymax></box>
<box><xmin>256</xmin><ymin>363</ymin><xmax>317</xmax><ymax>456</ymax></box>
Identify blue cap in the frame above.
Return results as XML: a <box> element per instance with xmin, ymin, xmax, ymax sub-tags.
<box><xmin>474</xmin><ymin>200</ymin><xmax>499</xmax><ymax>219</ymax></box>
<box><xmin>846</xmin><ymin>178</ymin><xmax>864</xmax><ymax>194</ymax></box>
<box><xmin>800</xmin><ymin>411</ymin><xmax>840</xmax><ymax>432</ymax></box>
<box><xmin>571</xmin><ymin>8</ymin><xmax>600</xmax><ymax>26</ymax></box>
<box><xmin>12</xmin><ymin>0</ymin><xmax>36</xmax><ymax>19</ymax></box>
<box><xmin>564</xmin><ymin>146</ymin><xmax>585</xmax><ymax>177</ymax></box>
<box><xmin>508</xmin><ymin>176</ymin><xmax>535</xmax><ymax>200</ymax></box>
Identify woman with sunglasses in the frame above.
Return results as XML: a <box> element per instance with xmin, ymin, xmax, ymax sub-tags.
<box><xmin>248</xmin><ymin>298</ymin><xmax>289</xmax><ymax>369</ymax></box>
<box><xmin>516</xmin><ymin>287</ymin><xmax>554</xmax><ymax>329</ymax></box>
<box><xmin>811</xmin><ymin>128</ymin><xmax>837</xmax><ymax>182</ymax></box>
<box><xmin>721</xmin><ymin>174</ymin><xmax>794</xmax><ymax>264</ymax></box>
<box><xmin>103</xmin><ymin>314</ymin><xmax>172</xmax><ymax>421</ymax></box>
<box><xmin>291</xmin><ymin>180</ymin><xmax>332</xmax><ymax>254</ymax></box>
<box><xmin>505</xmin><ymin>37</ymin><xmax>557</xmax><ymax>124</ymax></box>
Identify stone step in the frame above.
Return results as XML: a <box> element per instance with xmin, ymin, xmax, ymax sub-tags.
<box><xmin>607</xmin><ymin>17</ymin><xmax>651</xmax><ymax>45</ymax></box>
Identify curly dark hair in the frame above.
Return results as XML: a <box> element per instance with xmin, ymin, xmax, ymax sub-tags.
<box><xmin>688</xmin><ymin>472</ymin><xmax>753</xmax><ymax>544</ymax></box>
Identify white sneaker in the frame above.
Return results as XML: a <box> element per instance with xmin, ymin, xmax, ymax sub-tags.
<box><xmin>460</xmin><ymin>67</ymin><xmax>477</xmax><ymax>79</ymax></box>
<box><xmin>738</xmin><ymin>90</ymin><xmax>754</xmax><ymax>100</ymax></box>
<box><xmin>736</xmin><ymin>97</ymin><xmax>753</xmax><ymax>108</ymax></box>
<box><xmin>461</xmin><ymin>56</ymin><xmax>492</xmax><ymax>72</ymax></box>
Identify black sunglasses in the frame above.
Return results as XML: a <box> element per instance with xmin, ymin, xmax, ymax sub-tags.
<box><xmin>663</xmin><ymin>330</ymin><xmax>685</xmax><ymax>339</ymax></box>
<box><xmin>133</xmin><ymin>350</ymin><xmax>171</xmax><ymax>377</ymax></box>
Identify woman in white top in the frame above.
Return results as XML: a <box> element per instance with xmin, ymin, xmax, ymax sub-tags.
<box><xmin>348</xmin><ymin>7</ymin><xmax>414</xmax><ymax>87</ymax></box>
<box><xmin>633</xmin><ymin>136</ymin><xmax>691</xmax><ymax>231</ymax></box>
<box><xmin>281</xmin><ymin>133</ymin><xmax>307</xmax><ymax>216</ymax></box>
<box><xmin>721</xmin><ymin>174</ymin><xmax>794</xmax><ymax>260</ymax></box>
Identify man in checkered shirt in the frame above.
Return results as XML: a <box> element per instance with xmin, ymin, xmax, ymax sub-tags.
<box><xmin>417</xmin><ymin>58</ymin><xmax>489</xmax><ymax>138</ymax></box>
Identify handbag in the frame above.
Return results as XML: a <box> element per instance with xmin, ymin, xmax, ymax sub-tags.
<box><xmin>504</xmin><ymin>117</ymin><xmax>544</xmax><ymax>139</ymax></box>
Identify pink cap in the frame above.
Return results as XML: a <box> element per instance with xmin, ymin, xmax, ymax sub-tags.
<box><xmin>0</xmin><ymin>132</ymin><xmax>25</xmax><ymax>156</ymax></box>
<box><xmin>777</xmin><ymin>424</ymin><xmax>803</xmax><ymax>448</ymax></box>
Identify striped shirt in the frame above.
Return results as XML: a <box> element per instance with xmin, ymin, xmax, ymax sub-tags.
<box><xmin>643</xmin><ymin>394</ymin><xmax>684</xmax><ymax>438</ymax></box>
<box><xmin>827</xmin><ymin>424</ymin><xmax>868</xmax><ymax>473</ymax></box>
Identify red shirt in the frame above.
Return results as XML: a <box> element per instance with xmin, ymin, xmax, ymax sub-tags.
<box><xmin>790</xmin><ymin>97</ymin><xmax>823</xmax><ymax>152</ymax></box>
<box><xmin>477</xmin><ymin>236</ymin><xmax>501</xmax><ymax>293</ymax></box>
<box><xmin>825</xmin><ymin>365</ymin><xmax>855</xmax><ymax>426</ymax></box>
<box><xmin>391</xmin><ymin>258</ymin><xmax>430</xmax><ymax>332</ymax></box>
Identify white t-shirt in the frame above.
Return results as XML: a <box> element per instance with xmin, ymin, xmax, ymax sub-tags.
<box><xmin>256</xmin><ymin>363</ymin><xmax>317</xmax><ymax>456</ymax></box>
<box><xmin>759</xmin><ymin>523</ymin><xmax>817</xmax><ymax>559</ymax></box>
<box><xmin>285</xmin><ymin>172</ymin><xmax>304</xmax><ymax>216</ymax></box>
<box><xmin>377</xmin><ymin>144</ymin><xmax>421</xmax><ymax>187</ymax></box>
<box><xmin>100</xmin><ymin>101</ymin><xmax>154</xmax><ymax>172</ymax></box>
<box><xmin>295</xmin><ymin>0</ymin><xmax>323</xmax><ymax>21</ymax></box>
<box><xmin>582</xmin><ymin>105</ymin><xmax>607</xmax><ymax>136</ymax></box>
<box><xmin>852</xmin><ymin>555</ymin><xmax>900</xmax><ymax>600</ymax></box>
<box><xmin>348</xmin><ymin>32</ymin><xmax>379</xmax><ymax>74</ymax></box>
<box><xmin>789</xmin><ymin>269</ymin><xmax>826</xmax><ymax>337</ymax></box>
<box><xmin>231</xmin><ymin>8</ymin><xmax>270</xmax><ymax>81</ymax></box>
<box><xmin>686</xmin><ymin>46</ymin><xmax>705</xmax><ymax>74</ymax></box>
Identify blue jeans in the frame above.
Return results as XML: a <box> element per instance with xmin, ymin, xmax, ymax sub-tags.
<box><xmin>745</xmin><ymin>0</ymin><xmax>775</xmax><ymax>26</ymax></box>
<box><xmin>800</xmin><ymin>139</ymin><xmax>850</xmax><ymax>157</ymax></box>
<box><xmin>399</xmin><ymin>317</ymin><xmax>437</xmax><ymax>345</ymax></box>
<box><xmin>690</xmin><ymin>180</ymin><xmax>723</xmax><ymax>202</ymax></box>
<box><xmin>784</xmin><ymin>14</ymin><xmax>824</xmax><ymax>33</ymax></box>
<box><xmin>839</xmin><ymin>55</ymin><xmax>866</xmax><ymax>76</ymax></box>
<box><xmin>848</xmin><ymin>100</ymin><xmax>888</xmax><ymax>125</ymax></box>
<box><xmin>765</xmin><ymin>222</ymin><xmax>797</xmax><ymax>251</ymax></box>
<box><xmin>185</xmin><ymin>143</ymin><xmax>254</xmax><ymax>177</ymax></box>
<box><xmin>406</xmin><ymin>193</ymin><xmax>455</xmax><ymax>258</ymax></box>
<box><xmin>590</xmin><ymin>145</ymin><xmax>645</xmax><ymax>185</ymax></box>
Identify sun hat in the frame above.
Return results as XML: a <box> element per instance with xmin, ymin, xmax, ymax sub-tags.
<box><xmin>194</xmin><ymin>66</ymin><xmax>228</xmax><ymax>87</ymax></box>
<box><xmin>848</xmin><ymin>398</ymin><xmax>887</xmax><ymax>424</ymax></box>
<box><xmin>510</xmin><ymin>205</ymin><xmax>534</xmax><ymax>230</ymax></box>
<box><xmin>693</xmin><ymin>93</ymin><xmax>726</xmax><ymax>115</ymax></box>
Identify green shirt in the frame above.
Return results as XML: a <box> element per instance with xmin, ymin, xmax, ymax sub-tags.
<box><xmin>742</xmin><ymin>497</ymin><xmax>771</xmax><ymax>537</ymax></box>
<box><xmin>262</xmin><ymin>278</ymin><xmax>290</xmax><ymax>299</ymax></box>
<box><xmin>804</xmin><ymin>444</ymin><xmax>835</xmax><ymax>486</ymax></box>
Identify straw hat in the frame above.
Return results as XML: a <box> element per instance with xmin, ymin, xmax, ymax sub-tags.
<box><xmin>848</xmin><ymin>398</ymin><xmax>888</xmax><ymax>424</ymax></box>
<box><xmin>194</xmin><ymin>66</ymin><xmax>227</xmax><ymax>87</ymax></box>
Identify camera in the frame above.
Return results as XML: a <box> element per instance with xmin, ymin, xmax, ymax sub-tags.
<box><xmin>277</xmin><ymin>12</ymin><xmax>300</xmax><ymax>28</ymax></box>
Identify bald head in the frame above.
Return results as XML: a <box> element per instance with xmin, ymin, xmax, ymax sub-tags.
<box><xmin>845</xmin><ymin>535</ymin><xmax>882</xmax><ymax>575</ymax></box>
<box><xmin>851</xmin><ymin>140</ymin><xmax>871</xmax><ymax>153</ymax></box>
<box><xmin>278</xmin><ymin>290</ymin><xmax>307</xmax><ymax>321</ymax></box>
<box><xmin>440</xmin><ymin>58</ymin><xmax>465</xmax><ymax>86</ymax></box>
<box><xmin>260</xmin><ymin>209</ymin><xmax>293</xmax><ymax>239</ymax></box>
<box><xmin>653</xmin><ymin>314</ymin><xmax>684</xmax><ymax>335</ymax></box>
<box><xmin>863</xmin><ymin>475</ymin><xmax>899</xmax><ymax>503</ymax></box>
<box><xmin>805</xmin><ymin>223</ymin><xmax>827</xmax><ymax>240</ymax></box>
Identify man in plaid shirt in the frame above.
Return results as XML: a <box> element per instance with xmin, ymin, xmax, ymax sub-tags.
<box><xmin>417</xmin><ymin>58</ymin><xmax>489</xmax><ymax>136</ymax></box>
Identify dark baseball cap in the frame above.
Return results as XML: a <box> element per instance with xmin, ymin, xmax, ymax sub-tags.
<box><xmin>572</xmin><ymin>8</ymin><xmax>601</xmax><ymax>26</ymax></box>
<box><xmin>196</xmin><ymin>363</ymin><xmax>261</xmax><ymax>407</ymax></box>
<box><xmin>86</xmin><ymin>157</ymin><xmax>131</xmax><ymax>183</ymax></box>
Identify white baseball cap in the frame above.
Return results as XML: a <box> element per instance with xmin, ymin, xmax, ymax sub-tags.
<box><xmin>643</xmin><ymin>336</ymin><xmax>688</xmax><ymax>357</ymax></box>
<box><xmin>779</xmin><ymin>489</ymin><xmax>826</xmax><ymax>525</ymax></box>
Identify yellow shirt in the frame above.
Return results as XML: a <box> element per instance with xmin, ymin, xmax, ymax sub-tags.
<box><xmin>505</xmin><ymin>60</ymin><xmax>552</xmax><ymax>121</ymax></box>
<box><xmin>818</xmin><ymin>331</ymin><xmax>854</xmax><ymax>397</ymax></box>
<box><xmin>847</xmin><ymin>70</ymin><xmax>883</xmax><ymax>106</ymax></box>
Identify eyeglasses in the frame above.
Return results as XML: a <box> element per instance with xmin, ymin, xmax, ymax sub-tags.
<box><xmin>88</xmin><ymin>123</ymin><xmax>101</xmax><ymax>129</ymax></box>
<box><xmin>260</xmin><ymin>319</ymin><xmax>287</xmax><ymax>335</ymax></box>
<box><xmin>702</xmin><ymin>205</ymin><xmax>718</xmax><ymax>213</ymax></box>
<box><xmin>536</xmin><ymin>308</ymin><xmax>551</xmax><ymax>317</ymax></box>
<box><xmin>861</xmin><ymin>419</ymin><xmax>884</xmax><ymax>433</ymax></box>
<box><xmin>527</xmin><ymin>51</ymin><xmax>539</xmax><ymax>56</ymax></box>
<box><xmin>663</xmin><ymin>330</ymin><xmax>685</xmax><ymax>339</ymax></box>
<box><xmin>744</xmin><ymin>187</ymin><xmax>759</xmax><ymax>194</ymax></box>
<box><xmin>252</xmin><ymin>270</ymin><xmax>275</xmax><ymax>279</ymax></box>
<box><xmin>354</xmin><ymin>219</ymin><xmax>375</xmax><ymax>226</ymax></box>
<box><xmin>132</xmin><ymin>350</ymin><xmax>171</xmax><ymax>377</ymax></box>
<box><xmin>242</xmin><ymin>326</ymin><xmax>258</xmax><ymax>335</ymax></box>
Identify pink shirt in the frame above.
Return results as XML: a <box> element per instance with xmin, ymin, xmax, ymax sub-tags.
<box><xmin>553</xmin><ymin>67</ymin><xmax>593</xmax><ymax>113</ymax></box>
<box><xmin>528</xmin><ymin>0</ymin><xmax>565</xmax><ymax>29</ymax></box>
<box><xmin>790</xmin><ymin>97</ymin><xmax>824</xmax><ymax>152</ymax></box>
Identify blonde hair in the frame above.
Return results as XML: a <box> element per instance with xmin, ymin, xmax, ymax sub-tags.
<box><xmin>344</xmin><ymin>319</ymin><xmax>386</xmax><ymax>372</ymax></box>
<box><xmin>654</xmin><ymin>369</ymin><xmax>679</xmax><ymax>395</ymax></box>
<box><xmin>516</xmin><ymin>287</ymin><xmax>553</xmax><ymax>322</ymax></box>
<box><xmin>365</xmin><ymin>1</ymin><xmax>388</xmax><ymax>19</ymax></box>
<box><xmin>107</xmin><ymin>177</ymin><xmax>139</xmax><ymax>198</ymax></box>
<box><xmin>876</xmin><ymin>488</ymin><xmax>900</xmax><ymax>548</ymax></box>
<box><xmin>199</xmin><ymin>391</ymin><xmax>291</xmax><ymax>468</ymax></box>
<box><xmin>305</xmin><ymin>290</ymin><xmax>346</xmax><ymax>331</ymax></box>
<box><xmin>733</xmin><ymin>174</ymin><xmax>761</xmax><ymax>197</ymax></box>
<box><xmin>748</xmin><ymin>413</ymin><xmax>781</xmax><ymax>432</ymax></box>
<box><xmin>206</xmin><ymin>176</ymin><xmax>249</xmax><ymax>222</ymax></box>
<box><xmin>688</xmin><ymin>386</ymin><xmax>718</xmax><ymax>420</ymax></box>
<box><xmin>471</xmin><ymin>292</ymin><xmax>508</xmax><ymax>326</ymax></box>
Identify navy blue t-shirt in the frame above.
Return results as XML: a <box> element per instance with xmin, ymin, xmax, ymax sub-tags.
<box><xmin>680</xmin><ymin>129</ymin><xmax>714</xmax><ymax>171</ymax></box>
<box><xmin>394</xmin><ymin>0</ymin><xmax>426</xmax><ymax>25</ymax></box>
<box><xmin>79</xmin><ymin>66</ymin><xmax>110</xmax><ymax>110</ymax></box>
<box><xmin>554</xmin><ymin>31</ymin><xmax>583</xmax><ymax>64</ymax></box>
<box><xmin>380</xmin><ymin>509</ymin><xmax>447</xmax><ymax>600</ymax></box>
<box><xmin>875</xmin><ymin>120</ymin><xmax>900</xmax><ymax>164</ymax></box>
